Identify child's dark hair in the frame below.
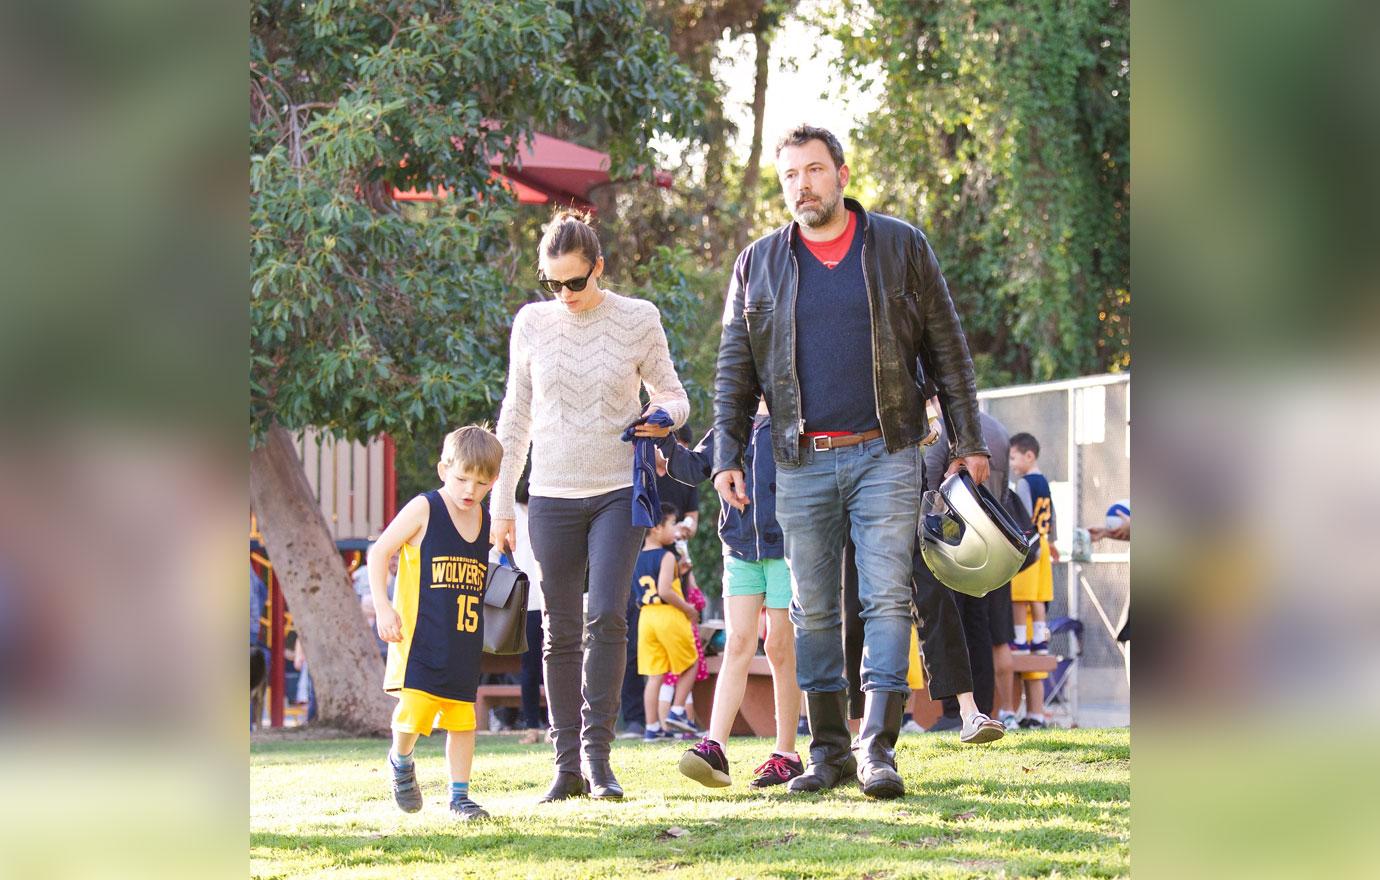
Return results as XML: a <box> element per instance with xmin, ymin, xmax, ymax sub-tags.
<box><xmin>659</xmin><ymin>502</ymin><xmax>679</xmax><ymax>524</ymax></box>
<box><xmin>539</xmin><ymin>207</ymin><xmax>601</xmax><ymax>267</ymax></box>
<box><xmin>1009</xmin><ymin>432</ymin><xmax>1041</xmax><ymax>457</ymax></box>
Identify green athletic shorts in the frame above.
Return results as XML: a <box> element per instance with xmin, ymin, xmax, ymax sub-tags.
<box><xmin>723</xmin><ymin>556</ymin><xmax>792</xmax><ymax>609</ymax></box>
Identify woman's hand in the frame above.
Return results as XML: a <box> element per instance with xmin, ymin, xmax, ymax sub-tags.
<box><xmin>633</xmin><ymin>408</ymin><xmax>674</xmax><ymax>438</ymax></box>
<box><xmin>491</xmin><ymin>518</ymin><xmax>517</xmax><ymax>555</ymax></box>
<box><xmin>1089</xmin><ymin>520</ymin><xmax>1130</xmax><ymax>542</ymax></box>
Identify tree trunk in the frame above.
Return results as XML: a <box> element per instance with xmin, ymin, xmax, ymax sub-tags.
<box><xmin>735</xmin><ymin>19</ymin><xmax>772</xmax><ymax>255</ymax></box>
<box><xmin>249</xmin><ymin>422</ymin><xmax>393</xmax><ymax>735</ymax></box>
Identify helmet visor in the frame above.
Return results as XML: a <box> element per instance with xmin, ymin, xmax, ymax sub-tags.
<box><xmin>921</xmin><ymin>489</ymin><xmax>966</xmax><ymax>546</ymax></box>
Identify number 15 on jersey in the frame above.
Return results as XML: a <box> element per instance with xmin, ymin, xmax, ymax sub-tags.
<box><xmin>457</xmin><ymin>594</ymin><xmax>479</xmax><ymax>632</ymax></box>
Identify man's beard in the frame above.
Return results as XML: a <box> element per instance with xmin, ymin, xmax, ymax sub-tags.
<box><xmin>793</xmin><ymin>187</ymin><xmax>842</xmax><ymax>228</ymax></box>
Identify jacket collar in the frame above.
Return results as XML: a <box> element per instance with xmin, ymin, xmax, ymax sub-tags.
<box><xmin>781</xmin><ymin>196</ymin><xmax>870</xmax><ymax>245</ymax></box>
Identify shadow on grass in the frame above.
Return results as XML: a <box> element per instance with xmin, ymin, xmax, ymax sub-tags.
<box><xmin>252</xmin><ymin>787</ymin><xmax>1125</xmax><ymax>871</ymax></box>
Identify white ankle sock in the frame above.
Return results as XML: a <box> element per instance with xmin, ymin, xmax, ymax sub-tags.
<box><xmin>1033</xmin><ymin>621</ymin><xmax>1050</xmax><ymax>643</ymax></box>
<box><xmin>1014</xmin><ymin>625</ymin><xmax>1028</xmax><ymax>644</ymax></box>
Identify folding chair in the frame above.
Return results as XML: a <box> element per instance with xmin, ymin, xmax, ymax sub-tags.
<box><xmin>1043</xmin><ymin>616</ymin><xmax>1084</xmax><ymax>723</ymax></box>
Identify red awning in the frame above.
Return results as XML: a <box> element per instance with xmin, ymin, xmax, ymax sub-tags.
<box><xmin>392</xmin><ymin>129</ymin><xmax>670</xmax><ymax>211</ymax></box>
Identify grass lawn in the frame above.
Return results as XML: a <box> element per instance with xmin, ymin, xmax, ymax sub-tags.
<box><xmin>251</xmin><ymin>727</ymin><xmax>1129</xmax><ymax>879</ymax></box>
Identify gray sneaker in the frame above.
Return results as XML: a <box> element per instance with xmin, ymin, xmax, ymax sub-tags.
<box><xmin>449</xmin><ymin>797</ymin><xmax>490</xmax><ymax>821</ymax></box>
<box><xmin>390</xmin><ymin>759</ymin><xmax>422</xmax><ymax>813</ymax></box>
<box><xmin>960</xmin><ymin>712</ymin><xmax>1006</xmax><ymax>744</ymax></box>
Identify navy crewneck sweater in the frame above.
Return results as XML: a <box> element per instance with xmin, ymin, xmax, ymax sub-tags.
<box><xmin>792</xmin><ymin>211</ymin><xmax>879</xmax><ymax>434</ymax></box>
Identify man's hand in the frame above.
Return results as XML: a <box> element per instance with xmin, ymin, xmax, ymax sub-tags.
<box><xmin>491</xmin><ymin>518</ymin><xmax>517</xmax><ymax>556</ymax></box>
<box><xmin>714</xmin><ymin>469</ymin><xmax>750</xmax><ymax>512</ymax></box>
<box><xmin>376</xmin><ymin>605</ymin><xmax>404</xmax><ymax>643</ymax></box>
<box><xmin>946</xmin><ymin>453</ymin><xmax>991</xmax><ymax>487</ymax></box>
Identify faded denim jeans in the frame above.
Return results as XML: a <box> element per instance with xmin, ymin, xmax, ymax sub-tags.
<box><xmin>776</xmin><ymin>437</ymin><xmax>922</xmax><ymax>695</ymax></box>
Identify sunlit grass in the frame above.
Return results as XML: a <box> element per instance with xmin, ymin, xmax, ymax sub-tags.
<box><xmin>251</xmin><ymin>727</ymin><xmax>1129</xmax><ymax>879</ymax></box>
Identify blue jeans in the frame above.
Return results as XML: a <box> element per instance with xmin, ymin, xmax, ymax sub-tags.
<box><xmin>776</xmin><ymin>437</ymin><xmax>922</xmax><ymax>695</ymax></box>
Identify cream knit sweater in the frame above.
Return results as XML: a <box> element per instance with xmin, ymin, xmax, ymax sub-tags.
<box><xmin>490</xmin><ymin>290</ymin><xmax>689</xmax><ymax>520</ymax></box>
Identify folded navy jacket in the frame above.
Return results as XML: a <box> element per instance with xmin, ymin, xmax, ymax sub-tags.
<box><xmin>620</xmin><ymin>409</ymin><xmax>676</xmax><ymax>527</ymax></box>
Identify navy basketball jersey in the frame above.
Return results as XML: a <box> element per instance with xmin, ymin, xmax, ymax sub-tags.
<box><xmin>383</xmin><ymin>491</ymin><xmax>489</xmax><ymax>702</ymax></box>
<box><xmin>1021</xmin><ymin>472</ymin><xmax>1056</xmax><ymax>541</ymax></box>
<box><xmin>633</xmin><ymin>546</ymin><xmax>682</xmax><ymax>607</ymax></box>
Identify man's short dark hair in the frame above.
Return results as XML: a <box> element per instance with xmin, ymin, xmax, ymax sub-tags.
<box><xmin>1009</xmin><ymin>432</ymin><xmax>1041</xmax><ymax>457</ymax></box>
<box><xmin>774</xmin><ymin>124</ymin><xmax>845</xmax><ymax>170</ymax></box>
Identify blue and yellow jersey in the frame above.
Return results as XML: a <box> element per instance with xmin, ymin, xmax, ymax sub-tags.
<box><xmin>633</xmin><ymin>546</ymin><xmax>682</xmax><ymax>607</ymax></box>
<box><xmin>1012</xmin><ymin>473</ymin><xmax>1055</xmax><ymax>604</ymax></box>
<box><xmin>1019</xmin><ymin>472</ymin><xmax>1056</xmax><ymax>541</ymax></box>
<box><xmin>383</xmin><ymin>491</ymin><xmax>489</xmax><ymax>702</ymax></box>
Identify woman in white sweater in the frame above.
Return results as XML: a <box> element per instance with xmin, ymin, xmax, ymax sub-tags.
<box><xmin>491</xmin><ymin>210</ymin><xmax>689</xmax><ymax>803</ymax></box>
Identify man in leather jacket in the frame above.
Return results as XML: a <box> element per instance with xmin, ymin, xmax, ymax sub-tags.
<box><xmin>711</xmin><ymin>124</ymin><xmax>989</xmax><ymax>800</ymax></box>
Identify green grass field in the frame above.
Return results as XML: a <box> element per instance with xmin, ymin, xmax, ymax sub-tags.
<box><xmin>251</xmin><ymin>727</ymin><xmax>1129</xmax><ymax>879</ymax></box>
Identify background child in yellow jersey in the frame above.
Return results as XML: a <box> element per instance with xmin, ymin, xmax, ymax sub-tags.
<box><xmin>1008</xmin><ymin>431</ymin><xmax>1058</xmax><ymax>729</ymax></box>
<box><xmin>368</xmin><ymin>425</ymin><xmax>503</xmax><ymax>820</ymax></box>
<box><xmin>635</xmin><ymin>504</ymin><xmax>702</xmax><ymax>739</ymax></box>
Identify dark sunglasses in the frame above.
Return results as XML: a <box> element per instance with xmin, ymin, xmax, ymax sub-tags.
<box><xmin>537</xmin><ymin>265</ymin><xmax>595</xmax><ymax>294</ymax></box>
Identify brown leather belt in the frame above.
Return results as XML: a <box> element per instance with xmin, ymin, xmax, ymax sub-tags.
<box><xmin>800</xmin><ymin>428</ymin><xmax>883</xmax><ymax>451</ymax></box>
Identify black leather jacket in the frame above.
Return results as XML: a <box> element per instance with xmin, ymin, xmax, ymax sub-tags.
<box><xmin>713</xmin><ymin>198</ymin><xmax>988</xmax><ymax>474</ymax></box>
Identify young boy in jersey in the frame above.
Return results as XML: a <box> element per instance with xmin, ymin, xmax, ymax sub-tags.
<box><xmin>368</xmin><ymin>425</ymin><xmax>503</xmax><ymax>821</ymax></box>
<box><xmin>636</xmin><ymin>504</ymin><xmax>702</xmax><ymax>740</ymax></box>
<box><xmin>1008</xmin><ymin>431</ymin><xmax>1058</xmax><ymax>728</ymax></box>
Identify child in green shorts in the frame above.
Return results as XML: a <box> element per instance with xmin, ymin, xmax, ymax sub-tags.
<box><xmin>661</xmin><ymin>402</ymin><xmax>805</xmax><ymax>789</ymax></box>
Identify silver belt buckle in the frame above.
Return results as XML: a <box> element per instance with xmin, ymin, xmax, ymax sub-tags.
<box><xmin>811</xmin><ymin>435</ymin><xmax>832</xmax><ymax>452</ymax></box>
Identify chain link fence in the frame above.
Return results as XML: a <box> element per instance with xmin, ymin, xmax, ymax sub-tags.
<box><xmin>981</xmin><ymin>374</ymin><xmax>1130</xmax><ymax>728</ymax></box>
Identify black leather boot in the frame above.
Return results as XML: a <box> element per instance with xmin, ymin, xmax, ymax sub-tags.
<box><xmin>855</xmin><ymin>690</ymin><xmax>907</xmax><ymax>799</ymax></box>
<box><xmin>582</xmin><ymin>759</ymin><xmax>624</xmax><ymax>799</ymax></box>
<box><xmin>538</xmin><ymin>770</ymin><xmax>589</xmax><ymax>803</ymax></box>
<box><xmin>787</xmin><ymin>690</ymin><xmax>857</xmax><ymax>793</ymax></box>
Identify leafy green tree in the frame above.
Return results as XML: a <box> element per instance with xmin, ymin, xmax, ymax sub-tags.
<box><xmin>250</xmin><ymin>0</ymin><xmax>698</xmax><ymax>732</ymax></box>
<box><xmin>823</xmin><ymin>0</ymin><xmax>1129</xmax><ymax>384</ymax></box>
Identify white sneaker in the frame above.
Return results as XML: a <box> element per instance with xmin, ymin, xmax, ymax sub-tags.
<box><xmin>1000</xmin><ymin>714</ymin><xmax>1020</xmax><ymax>732</ymax></box>
<box><xmin>959</xmin><ymin>712</ymin><xmax>1005</xmax><ymax>744</ymax></box>
<box><xmin>899</xmin><ymin>720</ymin><xmax>925</xmax><ymax>735</ymax></box>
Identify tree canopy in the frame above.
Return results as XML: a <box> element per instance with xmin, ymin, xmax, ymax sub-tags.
<box><xmin>822</xmin><ymin>0</ymin><xmax>1129</xmax><ymax>384</ymax></box>
<box><xmin>250</xmin><ymin>0</ymin><xmax>700</xmax><ymax>444</ymax></box>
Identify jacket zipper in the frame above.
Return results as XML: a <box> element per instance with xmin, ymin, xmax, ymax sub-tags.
<box><xmin>748</xmin><ymin>421</ymin><xmax>762</xmax><ymax>561</ymax></box>
<box><xmin>788</xmin><ymin>250</ymin><xmax>805</xmax><ymax>445</ymax></box>
<box><xmin>859</xmin><ymin>222</ymin><xmax>885</xmax><ymax>450</ymax></box>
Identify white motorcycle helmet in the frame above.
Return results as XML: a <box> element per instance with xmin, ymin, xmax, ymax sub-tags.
<box><xmin>920</xmin><ymin>470</ymin><xmax>1036</xmax><ymax>598</ymax></box>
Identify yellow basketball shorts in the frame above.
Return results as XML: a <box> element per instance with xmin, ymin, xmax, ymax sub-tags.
<box><xmin>1011</xmin><ymin>536</ymin><xmax>1055</xmax><ymax>602</ymax></box>
<box><xmin>907</xmin><ymin>626</ymin><xmax>925</xmax><ymax>690</ymax></box>
<box><xmin>391</xmin><ymin>688</ymin><xmax>476</xmax><ymax>736</ymax></box>
<box><xmin>638</xmin><ymin>605</ymin><xmax>698</xmax><ymax>676</ymax></box>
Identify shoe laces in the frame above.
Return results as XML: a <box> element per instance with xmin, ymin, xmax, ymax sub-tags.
<box><xmin>694</xmin><ymin>737</ymin><xmax>723</xmax><ymax>758</ymax></box>
<box><xmin>754</xmin><ymin>754</ymin><xmax>795</xmax><ymax>779</ymax></box>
